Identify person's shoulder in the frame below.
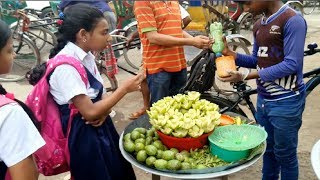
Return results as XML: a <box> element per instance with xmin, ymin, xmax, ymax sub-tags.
<box><xmin>0</xmin><ymin>103</ymin><xmax>26</xmax><ymax>124</ymax></box>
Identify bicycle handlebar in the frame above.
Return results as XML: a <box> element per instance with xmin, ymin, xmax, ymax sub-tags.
<box><xmin>304</xmin><ymin>43</ymin><xmax>320</xmax><ymax>56</ymax></box>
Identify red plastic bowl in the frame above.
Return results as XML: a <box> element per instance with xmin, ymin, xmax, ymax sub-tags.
<box><xmin>156</xmin><ymin>130</ymin><xmax>213</xmax><ymax>152</ymax></box>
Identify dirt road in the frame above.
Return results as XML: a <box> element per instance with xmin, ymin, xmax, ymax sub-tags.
<box><xmin>1</xmin><ymin>10</ymin><xmax>319</xmax><ymax>180</ymax></box>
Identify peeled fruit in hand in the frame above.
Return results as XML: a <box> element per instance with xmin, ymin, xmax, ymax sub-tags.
<box><xmin>216</xmin><ymin>56</ymin><xmax>236</xmax><ymax>78</ymax></box>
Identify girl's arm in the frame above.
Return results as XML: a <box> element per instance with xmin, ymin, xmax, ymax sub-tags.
<box><xmin>71</xmin><ymin>73</ymin><xmax>143</xmax><ymax>121</ymax></box>
<box><xmin>8</xmin><ymin>156</ymin><xmax>38</xmax><ymax>180</ymax></box>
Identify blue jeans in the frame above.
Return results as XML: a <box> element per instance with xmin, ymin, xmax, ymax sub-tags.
<box><xmin>147</xmin><ymin>69</ymin><xmax>187</xmax><ymax>105</ymax></box>
<box><xmin>256</xmin><ymin>91</ymin><xmax>306</xmax><ymax>180</ymax></box>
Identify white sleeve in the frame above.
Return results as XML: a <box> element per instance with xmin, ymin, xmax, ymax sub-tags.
<box><xmin>179</xmin><ymin>4</ymin><xmax>190</xmax><ymax>20</ymax></box>
<box><xmin>49</xmin><ymin>64</ymin><xmax>88</xmax><ymax>105</ymax></box>
<box><xmin>0</xmin><ymin>104</ymin><xmax>45</xmax><ymax>167</ymax></box>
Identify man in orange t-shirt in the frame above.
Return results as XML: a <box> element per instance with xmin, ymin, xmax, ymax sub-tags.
<box><xmin>134</xmin><ymin>1</ymin><xmax>212</xmax><ymax>105</ymax></box>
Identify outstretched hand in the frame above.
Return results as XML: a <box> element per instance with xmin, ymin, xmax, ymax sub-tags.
<box><xmin>218</xmin><ymin>69</ymin><xmax>249</xmax><ymax>83</ymax></box>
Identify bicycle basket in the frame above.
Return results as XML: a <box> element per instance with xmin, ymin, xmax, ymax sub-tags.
<box><xmin>209</xmin><ymin>124</ymin><xmax>267</xmax><ymax>151</ymax></box>
<box><xmin>182</xmin><ymin>51</ymin><xmax>216</xmax><ymax>93</ymax></box>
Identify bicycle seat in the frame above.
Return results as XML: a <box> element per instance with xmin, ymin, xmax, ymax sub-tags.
<box><xmin>308</xmin><ymin>43</ymin><xmax>318</xmax><ymax>50</ymax></box>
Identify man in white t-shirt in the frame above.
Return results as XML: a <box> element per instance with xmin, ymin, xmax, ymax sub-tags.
<box><xmin>127</xmin><ymin>5</ymin><xmax>192</xmax><ymax>119</ymax></box>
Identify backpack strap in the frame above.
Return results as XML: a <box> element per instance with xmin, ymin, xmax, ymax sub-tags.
<box><xmin>46</xmin><ymin>55</ymin><xmax>89</xmax><ymax>86</ymax></box>
<box><xmin>0</xmin><ymin>95</ymin><xmax>15</xmax><ymax>108</ymax></box>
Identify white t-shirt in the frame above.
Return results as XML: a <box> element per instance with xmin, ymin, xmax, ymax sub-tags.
<box><xmin>179</xmin><ymin>4</ymin><xmax>190</xmax><ymax>19</ymax></box>
<box><xmin>49</xmin><ymin>42</ymin><xmax>104</xmax><ymax>105</ymax></box>
<box><xmin>0</xmin><ymin>103</ymin><xmax>45</xmax><ymax>167</ymax></box>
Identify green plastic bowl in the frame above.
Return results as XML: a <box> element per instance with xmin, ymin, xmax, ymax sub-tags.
<box><xmin>208</xmin><ymin>124</ymin><xmax>267</xmax><ymax>162</ymax></box>
<box><xmin>209</xmin><ymin>142</ymin><xmax>249</xmax><ymax>162</ymax></box>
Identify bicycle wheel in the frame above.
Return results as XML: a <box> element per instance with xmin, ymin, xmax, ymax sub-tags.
<box><xmin>200</xmin><ymin>93</ymin><xmax>247</xmax><ymax>117</ymax></box>
<box><xmin>0</xmin><ymin>35</ymin><xmax>41</xmax><ymax>82</ymax></box>
<box><xmin>303</xmin><ymin>0</ymin><xmax>316</xmax><ymax>15</ymax></box>
<box><xmin>122</xmin><ymin>24</ymin><xmax>141</xmax><ymax>70</ymax></box>
<box><xmin>27</xmin><ymin>22</ymin><xmax>57</xmax><ymax>51</ymax></box>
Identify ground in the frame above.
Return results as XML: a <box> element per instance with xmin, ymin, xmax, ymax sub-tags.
<box><xmin>1</xmin><ymin>10</ymin><xmax>320</xmax><ymax>180</ymax></box>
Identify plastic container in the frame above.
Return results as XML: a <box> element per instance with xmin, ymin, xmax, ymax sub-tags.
<box><xmin>156</xmin><ymin>130</ymin><xmax>213</xmax><ymax>152</ymax></box>
<box><xmin>209</xmin><ymin>142</ymin><xmax>249</xmax><ymax>162</ymax></box>
<box><xmin>208</xmin><ymin>125</ymin><xmax>267</xmax><ymax>162</ymax></box>
<box><xmin>215</xmin><ymin>56</ymin><xmax>236</xmax><ymax>78</ymax></box>
<box><xmin>210</xmin><ymin>22</ymin><xmax>224</xmax><ymax>57</ymax></box>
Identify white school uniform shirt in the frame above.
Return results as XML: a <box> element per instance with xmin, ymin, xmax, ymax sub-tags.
<box><xmin>49</xmin><ymin>42</ymin><xmax>104</xmax><ymax>105</ymax></box>
<box><xmin>0</xmin><ymin>102</ymin><xmax>45</xmax><ymax>167</ymax></box>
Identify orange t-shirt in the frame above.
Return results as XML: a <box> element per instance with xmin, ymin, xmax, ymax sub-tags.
<box><xmin>134</xmin><ymin>1</ymin><xmax>186</xmax><ymax>74</ymax></box>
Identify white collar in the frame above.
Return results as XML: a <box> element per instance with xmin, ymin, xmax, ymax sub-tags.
<box><xmin>65</xmin><ymin>42</ymin><xmax>95</xmax><ymax>62</ymax></box>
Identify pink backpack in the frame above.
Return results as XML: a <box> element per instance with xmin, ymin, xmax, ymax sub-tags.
<box><xmin>0</xmin><ymin>95</ymin><xmax>15</xmax><ymax>180</ymax></box>
<box><xmin>25</xmin><ymin>55</ymin><xmax>89</xmax><ymax>176</ymax></box>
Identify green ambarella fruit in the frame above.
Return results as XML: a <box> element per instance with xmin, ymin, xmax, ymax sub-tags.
<box><xmin>140</xmin><ymin>134</ymin><xmax>146</xmax><ymax>139</ymax></box>
<box><xmin>152</xmin><ymin>140</ymin><xmax>163</xmax><ymax>150</ymax></box>
<box><xmin>131</xmin><ymin>131</ymin><xmax>141</xmax><ymax>141</ymax></box>
<box><xmin>156</xmin><ymin>150</ymin><xmax>163</xmax><ymax>159</ymax></box>
<box><xmin>145</xmin><ymin>137</ymin><xmax>153</xmax><ymax>145</ymax></box>
<box><xmin>162</xmin><ymin>150</ymin><xmax>175</xmax><ymax>161</ymax></box>
<box><xmin>134</xmin><ymin>127</ymin><xmax>147</xmax><ymax>134</ymax></box>
<box><xmin>170</xmin><ymin>148</ymin><xmax>179</xmax><ymax>155</ymax></box>
<box><xmin>136</xmin><ymin>150</ymin><xmax>147</xmax><ymax>162</ymax></box>
<box><xmin>146</xmin><ymin>156</ymin><xmax>157</xmax><ymax>167</ymax></box>
<box><xmin>124</xmin><ymin>141</ymin><xmax>135</xmax><ymax>153</ymax></box>
<box><xmin>167</xmin><ymin>160</ymin><xmax>182</xmax><ymax>170</ymax></box>
<box><xmin>124</xmin><ymin>133</ymin><xmax>132</xmax><ymax>142</ymax></box>
<box><xmin>135</xmin><ymin>143</ymin><xmax>145</xmax><ymax>152</ymax></box>
<box><xmin>175</xmin><ymin>153</ymin><xmax>185</xmax><ymax>162</ymax></box>
<box><xmin>154</xmin><ymin>159</ymin><xmax>168</xmax><ymax>170</ymax></box>
<box><xmin>180</xmin><ymin>150</ymin><xmax>190</xmax><ymax>158</ymax></box>
<box><xmin>181</xmin><ymin>162</ymin><xmax>192</xmax><ymax>170</ymax></box>
<box><xmin>145</xmin><ymin>145</ymin><xmax>157</xmax><ymax>156</ymax></box>
<box><xmin>135</xmin><ymin>138</ymin><xmax>145</xmax><ymax>145</ymax></box>
<box><xmin>146</xmin><ymin>129</ymin><xmax>155</xmax><ymax>137</ymax></box>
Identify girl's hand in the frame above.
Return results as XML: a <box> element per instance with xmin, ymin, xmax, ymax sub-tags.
<box><xmin>121</xmin><ymin>73</ymin><xmax>145</xmax><ymax>93</ymax></box>
<box><xmin>84</xmin><ymin>116</ymin><xmax>107</xmax><ymax>127</ymax></box>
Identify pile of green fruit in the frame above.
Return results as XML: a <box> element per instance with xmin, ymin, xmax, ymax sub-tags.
<box><xmin>123</xmin><ymin>127</ymin><xmax>228</xmax><ymax>171</ymax></box>
<box><xmin>147</xmin><ymin>91</ymin><xmax>221</xmax><ymax>138</ymax></box>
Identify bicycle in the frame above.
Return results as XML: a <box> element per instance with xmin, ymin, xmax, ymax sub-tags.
<box><xmin>199</xmin><ymin>43</ymin><xmax>320</xmax><ymax>120</ymax></box>
<box><xmin>285</xmin><ymin>0</ymin><xmax>319</xmax><ymax>15</ymax></box>
<box><xmin>95</xmin><ymin>27</ymin><xmax>141</xmax><ymax>92</ymax></box>
<box><xmin>0</xmin><ymin>9</ymin><xmax>42</xmax><ymax>82</ymax></box>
